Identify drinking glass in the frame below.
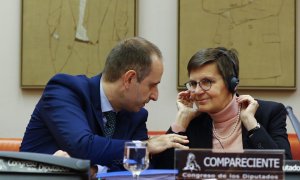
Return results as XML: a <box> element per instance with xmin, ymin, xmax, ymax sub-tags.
<box><xmin>123</xmin><ymin>141</ymin><xmax>149</xmax><ymax>179</ymax></box>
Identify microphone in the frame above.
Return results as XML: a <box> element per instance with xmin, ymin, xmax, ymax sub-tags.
<box><xmin>286</xmin><ymin>106</ymin><xmax>300</xmax><ymax>141</ymax></box>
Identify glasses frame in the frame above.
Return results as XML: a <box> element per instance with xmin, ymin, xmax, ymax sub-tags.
<box><xmin>184</xmin><ymin>79</ymin><xmax>212</xmax><ymax>91</ymax></box>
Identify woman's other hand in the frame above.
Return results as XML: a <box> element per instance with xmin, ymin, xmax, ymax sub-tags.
<box><xmin>237</xmin><ymin>95</ymin><xmax>259</xmax><ymax>130</ymax></box>
<box><xmin>173</xmin><ymin>91</ymin><xmax>201</xmax><ymax>132</ymax></box>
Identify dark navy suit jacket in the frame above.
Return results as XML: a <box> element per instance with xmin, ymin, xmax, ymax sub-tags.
<box><xmin>20</xmin><ymin>74</ymin><xmax>149</xmax><ymax>170</ymax></box>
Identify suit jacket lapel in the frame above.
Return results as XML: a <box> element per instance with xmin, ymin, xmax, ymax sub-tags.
<box><xmin>89</xmin><ymin>74</ymin><xmax>105</xmax><ymax>134</ymax></box>
<box><xmin>113</xmin><ymin>110</ymin><xmax>131</xmax><ymax>139</ymax></box>
<box><xmin>206</xmin><ymin>116</ymin><xmax>213</xmax><ymax>148</ymax></box>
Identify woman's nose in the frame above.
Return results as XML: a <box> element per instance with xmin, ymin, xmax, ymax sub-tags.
<box><xmin>194</xmin><ymin>84</ymin><xmax>205</xmax><ymax>94</ymax></box>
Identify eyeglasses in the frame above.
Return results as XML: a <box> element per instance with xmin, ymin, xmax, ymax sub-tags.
<box><xmin>185</xmin><ymin>79</ymin><xmax>212</xmax><ymax>91</ymax></box>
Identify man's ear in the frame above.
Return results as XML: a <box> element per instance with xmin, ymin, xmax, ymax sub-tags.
<box><xmin>123</xmin><ymin>70</ymin><xmax>137</xmax><ymax>88</ymax></box>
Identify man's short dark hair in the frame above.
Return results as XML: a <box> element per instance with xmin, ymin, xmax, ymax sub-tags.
<box><xmin>103</xmin><ymin>37</ymin><xmax>162</xmax><ymax>82</ymax></box>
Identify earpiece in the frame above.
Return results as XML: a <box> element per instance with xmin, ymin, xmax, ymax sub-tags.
<box><xmin>228</xmin><ymin>76</ymin><xmax>239</xmax><ymax>93</ymax></box>
<box><xmin>218</xmin><ymin>50</ymin><xmax>239</xmax><ymax>93</ymax></box>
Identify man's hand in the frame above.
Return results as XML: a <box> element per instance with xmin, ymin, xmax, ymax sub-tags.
<box><xmin>53</xmin><ymin>150</ymin><xmax>98</xmax><ymax>177</ymax></box>
<box><xmin>147</xmin><ymin>134</ymin><xmax>189</xmax><ymax>154</ymax></box>
<box><xmin>53</xmin><ymin>150</ymin><xmax>70</xmax><ymax>157</ymax></box>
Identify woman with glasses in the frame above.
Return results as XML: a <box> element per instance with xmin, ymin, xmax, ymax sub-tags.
<box><xmin>153</xmin><ymin>47</ymin><xmax>292</xmax><ymax>169</ymax></box>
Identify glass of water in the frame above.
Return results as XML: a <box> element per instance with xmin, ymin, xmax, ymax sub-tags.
<box><xmin>123</xmin><ymin>141</ymin><xmax>149</xmax><ymax>179</ymax></box>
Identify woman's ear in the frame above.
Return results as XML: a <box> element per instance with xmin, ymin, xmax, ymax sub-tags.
<box><xmin>123</xmin><ymin>70</ymin><xmax>137</xmax><ymax>88</ymax></box>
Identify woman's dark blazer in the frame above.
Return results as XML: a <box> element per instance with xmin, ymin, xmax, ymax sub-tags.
<box><xmin>152</xmin><ymin>99</ymin><xmax>292</xmax><ymax>169</ymax></box>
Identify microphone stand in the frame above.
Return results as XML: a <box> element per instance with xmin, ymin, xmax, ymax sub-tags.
<box><xmin>286</xmin><ymin>106</ymin><xmax>300</xmax><ymax>142</ymax></box>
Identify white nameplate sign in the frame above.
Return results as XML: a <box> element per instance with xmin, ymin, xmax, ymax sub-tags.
<box><xmin>175</xmin><ymin>149</ymin><xmax>284</xmax><ymax>180</ymax></box>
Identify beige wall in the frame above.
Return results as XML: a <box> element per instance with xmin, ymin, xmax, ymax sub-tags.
<box><xmin>0</xmin><ymin>0</ymin><xmax>298</xmax><ymax>138</ymax></box>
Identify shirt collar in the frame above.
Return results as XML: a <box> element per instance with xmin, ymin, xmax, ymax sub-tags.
<box><xmin>100</xmin><ymin>77</ymin><xmax>114</xmax><ymax>113</ymax></box>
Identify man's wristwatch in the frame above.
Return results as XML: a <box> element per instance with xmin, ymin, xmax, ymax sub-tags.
<box><xmin>248</xmin><ymin>123</ymin><xmax>260</xmax><ymax>137</ymax></box>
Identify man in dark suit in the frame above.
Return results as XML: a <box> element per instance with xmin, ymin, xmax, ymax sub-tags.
<box><xmin>20</xmin><ymin>37</ymin><xmax>189</xmax><ymax>171</ymax></box>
